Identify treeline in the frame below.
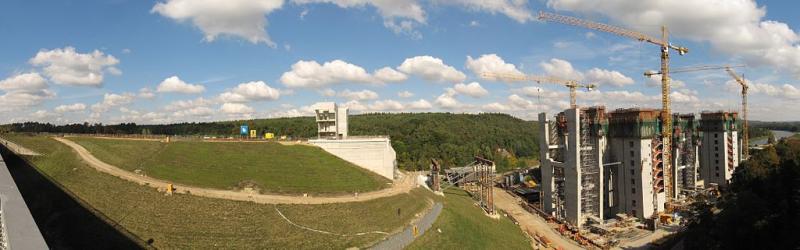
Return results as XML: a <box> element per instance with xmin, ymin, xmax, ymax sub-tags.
<box><xmin>684</xmin><ymin>137</ymin><xmax>800</xmax><ymax>249</ymax></box>
<box><xmin>747</xmin><ymin>126</ymin><xmax>773</xmax><ymax>139</ymax></box>
<box><xmin>750</xmin><ymin>120</ymin><xmax>800</xmax><ymax>132</ymax></box>
<box><xmin>0</xmin><ymin>113</ymin><xmax>539</xmax><ymax>172</ymax></box>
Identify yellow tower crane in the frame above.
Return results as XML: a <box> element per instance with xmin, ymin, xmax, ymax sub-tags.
<box><xmin>539</xmin><ymin>11</ymin><xmax>688</xmax><ymax>207</ymax></box>
<box><xmin>480</xmin><ymin>72</ymin><xmax>596</xmax><ymax>109</ymax></box>
<box><xmin>726</xmin><ymin>68</ymin><xmax>749</xmax><ymax>159</ymax></box>
<box><xmin>644</xmin><ymin>65</ymin><xmax>748</xmax><ymax>160</ymax></box>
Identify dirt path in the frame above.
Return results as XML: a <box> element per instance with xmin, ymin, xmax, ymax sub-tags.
<box><xmin>54</xmin><ymin>137</ymin><xmax>417</xmax><ymax>205</ymax></box>
<box><xmin>493</xmin><ymin>187</ymin><xmax>584</xmax><ymax>250</ymax></box>
<box><xmin>0</xmin><ymin>137</ymin><xmax>41</xmax><ymax>156</ymax></box>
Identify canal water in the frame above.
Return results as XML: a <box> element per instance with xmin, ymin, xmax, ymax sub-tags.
<box><xmin>750</xmin><ymin>130</ymin><xmax>796</xmax><ymax>145</ymax></box>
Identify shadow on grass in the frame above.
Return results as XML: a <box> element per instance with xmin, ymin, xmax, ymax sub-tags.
<box><xmin>0</xmin><ymin>145</ymin><xmax>151</xmax><ymax>249</ymax></box>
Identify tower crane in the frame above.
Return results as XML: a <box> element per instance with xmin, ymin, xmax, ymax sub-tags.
<box><xmin>480</xmin><ymin>72</ymin><xmax>596</xmax><ymax>109</ymax></box>
<box><xmin>539</xmin><ymin>11</ymin><xmax>689</xmax><ymax>224</ymax></box>
<box><xmin>726</xmin><ymin>68</ymin><xmax>749</xmax><ymax>159</ymax></box>
<box><xmin>644</xmin><ymin>65</ymin><xmax>748</xmax><ymax>160</ymax></box>
<box><xmin>644</xmin><ymin>65</ymin><xmax>744</xmax><ymax>77</ymax></box>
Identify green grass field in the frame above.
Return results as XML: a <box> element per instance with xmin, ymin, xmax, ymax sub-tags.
<box><xmin>407</xmin><ymin>188</ymin><xmax>531</xmax><ymax>250</ymax></box>
<box><xmin>1</xmin><ymin>134</ymin><xmax>432</xmax><ymax>249</ymax></box>
<box><xmin>67</xmin><ymin>137</ymin><xmax>389</xmax><ymax>194</ymax></box>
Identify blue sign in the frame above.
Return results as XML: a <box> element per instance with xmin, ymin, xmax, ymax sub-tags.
<box><xmin>240</xmin><ymin>125</ymin><xmax>249</xmax><ymax>135</ymax></box>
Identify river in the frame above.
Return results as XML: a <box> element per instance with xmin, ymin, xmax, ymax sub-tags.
<box><xmin>750</xmin><ymin>130</ymin><xmax>797</xmax><ymax>145</ymax></box>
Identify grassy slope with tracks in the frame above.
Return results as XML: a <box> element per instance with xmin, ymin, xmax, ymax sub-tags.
<box><xmin>1</xmin><ymin>134</ymin><xmax>431</xmax><ymax>249</ymax></box>
<box><xmin>68</xmin><ymin>137</ymin><xmax>389</xmax><ymax>194</ymax></box>
<box><xmin>407</xmin><ymin>188</ymin><xmax>531</xmax><ymax>250</ymax></box>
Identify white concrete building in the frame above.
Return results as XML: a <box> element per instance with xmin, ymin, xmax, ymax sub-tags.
<box><xmin>309</xmin><ymin>102</ymin><xmax>397</xmax><ymax>180</ymax></box>
<box><xmin>539</xmin><ymin>107</ymin><xmax>606</xmax><ymax>226</ymax></box>
<box><xmin>540</xmin><ymin>107</ymin><xmax>676</xmax><ymax>226</ymax></box>
<box><xmin>699</xmin><ymin>111</ymin><xmax>740</xmax><ymax>189</ymax></box>
<box><xmin>314</xmin><ymin>102</ymin><xmax>348</xmax><ymax>139</ymax></box>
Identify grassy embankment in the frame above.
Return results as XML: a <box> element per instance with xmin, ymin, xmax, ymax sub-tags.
<box><xmin>68</xmin><ymin>137</ymin><xmax>388</xmax><ymax>194</ymax></box>
<box><xmin>1</xmin><ymin>134</ymin><xmax>431</xmax><ymax>249</ymax></box>
<box><xmin>407</xmin><ymin>188</ymin><xmax>531</xmax><ymax>250</ymax></box>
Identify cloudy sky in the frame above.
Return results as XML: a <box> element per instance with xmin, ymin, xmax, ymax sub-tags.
<box><xmin>2</xmin><ymin>0</ymin><xmax>800</xmax><ymax>124</ymax></box>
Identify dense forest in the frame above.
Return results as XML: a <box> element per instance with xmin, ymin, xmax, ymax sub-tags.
<box><xmin>747</xmin><ymin>126</ymin><xmax>773</xmax><ymax>139</ymax></box>
<box><xmin>0</xmin><ymin>113</ymin><xmax>539</xmax><ymax>172</ymax></box>
<box><xmin>750</xmin><ymin>120</ymin><xmax>800</xmax><ymax>132</ymax></box>
<box><xmin>684</xmin><ymin>136</ymin><xmax>800</xmax><ymax>249</ymax></box>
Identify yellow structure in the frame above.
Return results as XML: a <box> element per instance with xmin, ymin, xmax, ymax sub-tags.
<box><xmin>249</xmin><ymin>130</ymin><xmax>257</xmax><ymax>138</ymax></box>
<box><xmin>481</xmin><ymin>72</ymin><xmax>595</xmax><ymax>109</ymax></box>
<box><xmin>264</xmin><ymin>133</ymin><xmax>275</xmax><ymax>139</ymax></box>
<box><xmin>167</xmin><ymin>183</ymin><xmax>173</xmax><ymax>195</ymax></box>
<box><xmin>539</xmin><ymin>10</ymin><xmax>689</xmax><ymax>209</ymax></box>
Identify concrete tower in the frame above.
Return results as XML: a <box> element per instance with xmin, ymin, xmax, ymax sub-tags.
<box><xmin>313</xmin><ymin>102</ymin><xmax>348</xmax><ymax>139</ymax></box>
<box><xmin>699</xmin><ymin>111</ymin><xmax>740</xmax><ymax>189</ymax></box>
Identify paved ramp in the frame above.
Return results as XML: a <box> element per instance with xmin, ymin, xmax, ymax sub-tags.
<box><xmin>370</xmin><ymin>202</ymin><xmax>443</xmax><ymax>250</ymax></box>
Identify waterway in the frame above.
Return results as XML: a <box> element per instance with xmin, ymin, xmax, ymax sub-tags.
<box><xmin>750</xmin><ymin>130</ymin><xmax>796</xmax><ymax>145</ymax></box>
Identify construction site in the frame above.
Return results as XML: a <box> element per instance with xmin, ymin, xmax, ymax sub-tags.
<box><xmin>5</xmin><ymin>2</ymin><xmax>798</xmax><ymax>249</ymax></box>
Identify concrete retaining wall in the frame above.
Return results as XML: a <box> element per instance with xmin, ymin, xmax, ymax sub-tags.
<box><xmin>309</xmin><ymin>137</ymin><xmax>397</xmax><ymax>180</ymax></box>
<box><xmin>0</xmin><ymin>150</ymin><xmax>48</xmax><ymax>249</ymax></box>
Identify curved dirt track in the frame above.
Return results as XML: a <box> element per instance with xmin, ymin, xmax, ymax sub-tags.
<box><xmin>54</xmin><ymin>137</ymin><xmax>417</xmax><ymax>205</ymax></box>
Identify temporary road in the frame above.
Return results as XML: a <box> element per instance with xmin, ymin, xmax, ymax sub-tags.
<box><xmin>493</xmin><ymin>187</ymin><xmax>584</xmax><ymax>250</ymax></box>
<box><xmin>53</xmin><ymin>137</ymin><xmax>418</xmax><ymax>205</ymax></box>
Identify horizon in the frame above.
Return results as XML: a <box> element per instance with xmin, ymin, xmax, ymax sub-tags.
<box><xmin>3</xmin><ymin>0</ymin><xmax>800</xmax><ymax>124</ymax></box>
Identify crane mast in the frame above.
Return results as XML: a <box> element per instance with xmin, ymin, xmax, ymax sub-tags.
<box><xmin>539</xmin><ymin>11</ymin><xmax>689</xmax><ymax>221</ymax></box>
<box><xmin>480</xmin><ymin>72</ymin><xmax>594</xmax><ymax>109</ymax></box>
<box><xmin>726</xmin><ymin>68</ymin><xmax>749</xmax><ymax>159</ymax></box>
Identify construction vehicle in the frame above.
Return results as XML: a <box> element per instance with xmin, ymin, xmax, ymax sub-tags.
<box><xmin>539</xmin><ymin>11</ymin><xmax>689</xmax><ymax>226</ymax></box>
<box><xmin>480</xmin><ymin>72</ymin><xmax>596</xmax><ymax>109</ymax></box>
<box><xmin>525</xmin><ymin>179</ymin><xmax>538</xmax><ymax>188</ymax></box>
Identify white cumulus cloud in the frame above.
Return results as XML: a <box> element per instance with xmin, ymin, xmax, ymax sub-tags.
<box><xmin>398</xmin><ymin>90</ymin><xmax>414</xmax><ymax>98</ymax></box>
<box><xmin>152</xmin><ymin>0</ymin><xmax>284</xmax><ymax>47</ymax></box>
<box><xmin>55</xmin><ymin>103</ymin><xmax>86</xmax><ymax>113</ymax></box>
<box><xmin>585</xmin><ymin>68</ymin><xmax>634</xmax><ymax>87</ymax></box>
<box><xmin>28</xmin><ymin>47</ymin><xmax>119</xmax><ymax>86</ymax></box>
<box><xmin>546</xmin><ymin>0</ymin><xmax>800</xmax><ymax>79</ymax></box>
<box><xmin>453</xmin><ymin>82</ymin><xmax>489</xmax><ymax>98</ymax></box>
<box><xmin>0</xmin><ymin>73</ymin><xmax>54</xmax><ymax>110</ymax></box>
<box><xmin>435</xmin><ymin>0</ymin><xmax>533</xmax><ymax>23</ymax></box>
<box><xmin>138</xmin><ymin>87</ymin><xmax>156</xmax><ymax>99</ymax></box>
<box><xmin>292</xmin><ymin>0</ymin><xmax>425</xmax><ymax>38</ymax></box>
<box><xmin>220</xmin><ymin>102</ymin><xmax>255</xmax><ymax>114</ymax></box>
<box><xmin>91</xmin><ymin>93</ymin><xmax>135</xmax><ymax>113</ymax></box>
<box><xmin>540</xmin><ymin>58</ymin><xmax>583</xmax><ymax>80</ymax></box>
<box><xmin>466</xmin><ymin>54</ymin><xmax>523</xmax><ymax>80</ymax></box>
<box><xmin>338</xmin><ymin>89</ymin><xmax>379</xmax><ymax>101</ymax></box>
<box><xmin>280</xmin><ymin>60</ymin><xmax>405</xmax><ymax>88</ymax></box>
<box><xmin>398</xmin><ymin>56</ymin><xmax>466</xmax><ymax>83</ymax></box>
<box><xmin>368</xmin><ymin>99</ymin><xmax>405</xmax><ymax>111</ymax></box>
<box><xmin>156</xmin><ymin>76</ymin><xmax>205</xmax><ymax>94</ymax></box>
<box><xmin>407</xmin><ymin>99</ymin><xmax>432</xmax><ymax>109</ymax></box>
<box><xmin>219</xmin><ymin>81</ymin><xmax>281</xmax><ymax>102</ymax></box>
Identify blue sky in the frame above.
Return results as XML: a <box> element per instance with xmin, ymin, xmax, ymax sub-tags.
<box><xmin>1</xmin><ymin>0</ymin><xmax>800</xmax><ymax>123</ymax></box>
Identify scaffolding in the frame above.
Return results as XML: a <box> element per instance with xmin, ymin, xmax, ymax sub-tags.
<box><xmin>474</xmin><ymin>157</ymin><xmax>496</xmax><ymax>215</ymax></box>
<box><xmin>579</xmin><ymin>109</ymin><xmax>601</xmax><ymax>220</ymax></box>
<box><xmin>444</xmin><ymin>157</ymin><xmax>495</xmax><ymax>215</ymax></box>
<box><xmin>553</xmin><ymin>166</ymin><xmax>566</xmax><ymax>219</ymax></box>
<box><xmin>674</xmin><ymin>114</ymin><xmax>697</xmax><ymax>194</ymax></box>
